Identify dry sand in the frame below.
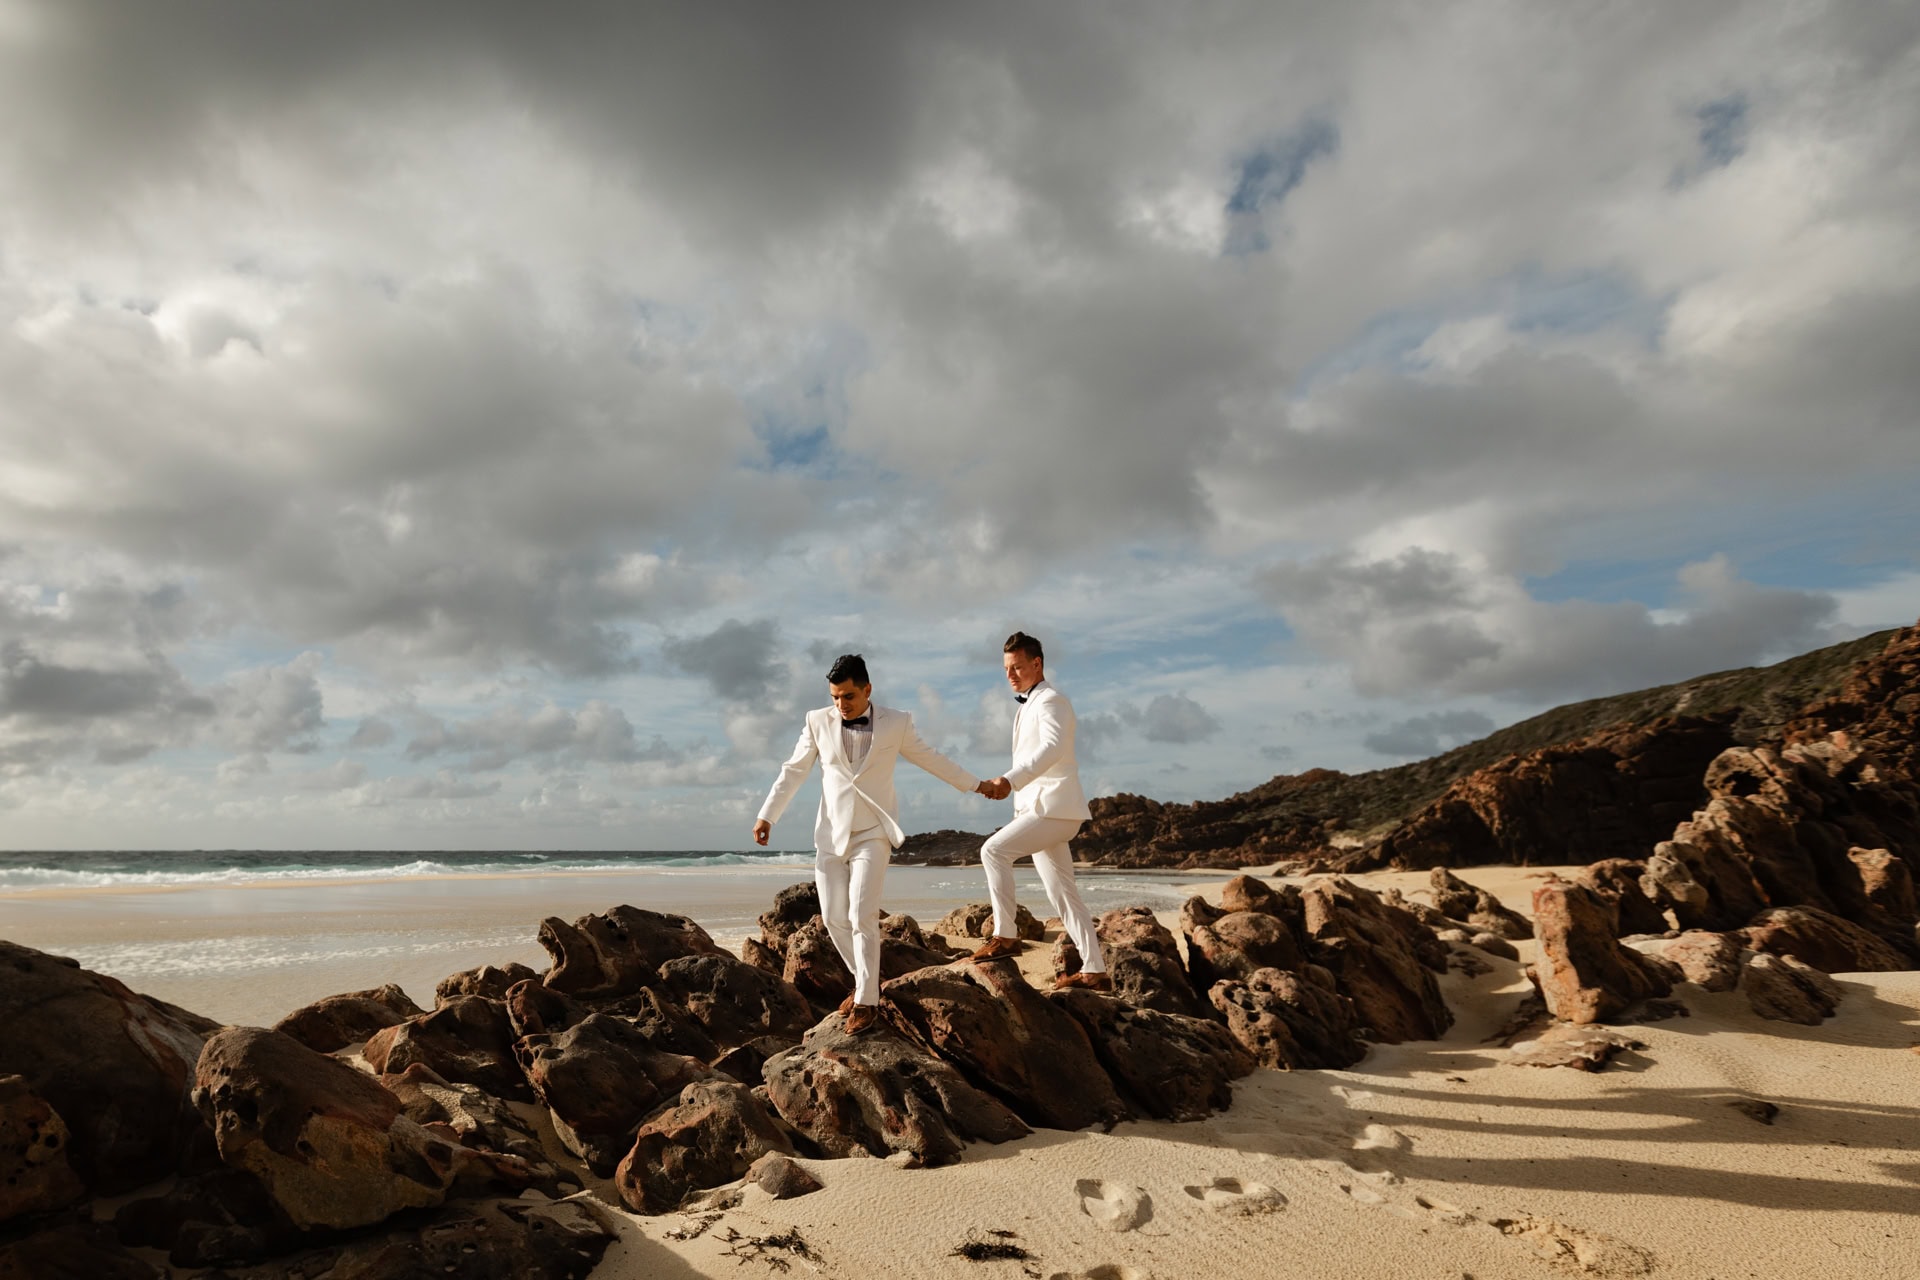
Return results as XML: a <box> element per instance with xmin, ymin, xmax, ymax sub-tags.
<box><xmin>577</xmin><ymin>865</ymin><xmax>1920</xmax><ymax>1280</ymax></box>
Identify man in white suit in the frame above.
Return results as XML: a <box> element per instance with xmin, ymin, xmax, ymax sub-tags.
<box><xmin>754</xmin><ymin>653</ymin><xmax>994</xmax><ymax>1033</ymax></box>
<box><xmin>968</xmin><ymin>632</ymin><xmax>1110</xmax><ymax>992</ymax></box>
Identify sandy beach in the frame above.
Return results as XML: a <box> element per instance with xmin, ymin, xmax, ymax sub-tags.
<box><xmin>15</xmin><ymin>860</ymin><xmax>1916</xmax><ymax>1279</ymax></box>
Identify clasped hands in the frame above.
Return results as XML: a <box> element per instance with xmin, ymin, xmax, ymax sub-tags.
<box><xmin>976</xmin><ymin>776</ymin><xmax>1012</xmax><ymax>801</ymax></box>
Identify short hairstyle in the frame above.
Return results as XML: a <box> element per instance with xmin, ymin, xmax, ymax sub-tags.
<box><xmin>1003</xmin><ymin>632</ymin><xmax>1044</xmax><ymax>661</ymax></box>
<box><xmin>826</xmin><ymin>653</ymin><xmax>870</xmax><ymax>686</ymax></box>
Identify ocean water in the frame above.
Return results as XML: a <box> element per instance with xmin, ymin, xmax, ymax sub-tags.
<box><xmin>0</xmin><ymin>849</ymin><xmax>1210</xmax><ymax>1026</ymax></box>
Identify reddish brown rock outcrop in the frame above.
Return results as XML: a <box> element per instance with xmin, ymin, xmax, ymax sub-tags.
<box><xmin>1055</xmin><ymin>905</ymin><xmax>1209</xmax><ymax>1018</ymax></box>
<box><xmin>1300</xmin><ymin>877</ymin><xmax>1452</xmax><ymax>1042</ymax></box>
<box><xmin>1741</xmin><ymin>904</ymin><xmax>1911</xmax><ymax>974</ymax></box>
<box><xmin>932</xmin><ymin>901</ymin><xmax>1046</xmax><ymax>942</ymax></box>
<box><xmin>655</xmin><ymin>953</ymin><xmax>814</xmax><ymax>1053</ymax></box>
<box><xmin>1576</xmin><ymin>859</ymin><xmax>1669</xmax><ymax>936</ymax></box>
<box><xmin>1429</xmin><ymin>868</ymin><xmax>1534</xmax><ymax>939</ymax></box>
<box><xmin>1743</xmin><ymin>952</ymin><xmax>1842</xmax><ymax>1024</ymax></box>
<box><xmin>1787</xmin><ymin>620</ymin><xmax>1920</xmax><ymax>779</ymax></box>
<box><xmin>362</xmin><ymin>995</ymin><xmax>530</xmax><ymax>1103</ymax></box>
<box><xmin>761</xmin><ymin>1019</ymin><xmax>1029</xmax><ymax>1166</ymax></box>
<box><xmin>273</xmin><ymin>984</ymin><xmax>425</xmax><ymax>1054</ymax></box>
<box><xmin>1050</xmin><ymin>989</ymin><xmax>1255</xmax><ymax>1121</ymax></box>
<box><xmin>1185</xmin><ymin>910</ymin><xmax>1304</xmax><ymax>988</ymax></box>
<box><xmin>434</xmin><ymin>962</ymin><xmax>540</xmax><ymax>1005</ymax></box>
<box><xmin>0</xmin><ymin>942</ymin><xmax>217</xmax><ymax>1195</ymax></box>
<box><xmin>513</xmin><ymin>1012</ymin><xmax>715</xmax><ymax>1177</ymax></box>
<box><xmin>1658</xmin><ymin>931</ymin><xmax>1743</xmax><ymax>992</ymax></box>
<box><xmin>0</xmin><ymin>1074</ymin><xmax>85</xmax><ymax>1224</ymax></box>
<box><xmin>190</xmin><ymin>1027</ymin><xmax>486</xmax><ymax>1230</ymax></box>
<box><xmin>537</xmin><ymin>905</ymin><xmax>725</xmax><ymax>1002</ymax></box>
<box><xmin>614</xmin><ymin>1079</ymin><xmax>796</xmax><ymax>1215</ymax></box>
<box><xmin>1208</xmin><ymin>967</ymin><xmax>1366</xmax><ymax>1070</ymax></box>
<box><xmin>1533</xmin><ymin>882</ymin><xmax>1679</xmax><ymax>1024</ymax></box>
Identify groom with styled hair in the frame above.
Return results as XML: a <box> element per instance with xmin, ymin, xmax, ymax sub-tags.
<box><xmin>754</xmin><ymin>653</ymin><xmax>996</xmax><ymax>1034</ymax></box>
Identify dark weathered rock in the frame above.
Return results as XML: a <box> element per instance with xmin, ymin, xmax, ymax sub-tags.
<box><xmin>273</xmin><ymin>984</ymin><xmax>425</xmax><ymax>1054</ymax></box>
<box><xmin>615</xmin><ymin>1079</ymin><xmax>796</xmax><ymax>1215</ymax></box>
<box><xmin>657</xmin><ymin>953</ymin><xmax>815</xmax><ymax>1053</ymax></box>
<box><xmin>434</xmin><ymin>962</ymin><xmax>540</xmax><ymax>1006</ymax></box>
<box><xmin>0</xmin><ymin>1075</ymin><xmax>85</xmax><ymax>1224</ymax></box>
<box><xmin>1849</xmin><ymin>847</ymin><xmax>1917</xmax><ymax>921</ymax></box>
<box><xmin>0</xmin><ymin>1220</ymin><xmax>162</xmax><ymax>1280</ymax></box>
<box><xmin>1659</xmin><ymin>931</ymin><xmax>1743</xmax><ymax>992</ymax></box>
<box><xmin>1577</xmin><ymin>860</ymin><xmax>1670</xmax><ymax>936</ymax></box>
<box><xmin>188</xmin><ymin>1199</ymin><xmax>614</xmax><ymax>1280</ymax></box>
<box><xmin>1219</xmin><ymin>875</ymin><xmax>1300</xmax><ymax>924</ymax></box>
<box><xmin>780</xmin><ymin>918</ymin><xmax>854</xmax><ymax>1014</ymax></box>
<box><xmin>749</xmin><ymin>1151</ymin><xmax>823</xmax><ymax>1199</ymax></box>
<box><xmin>503</xmin><ymin>976</ymin><xmax>586</xmax><ymax>1038</ymax></box>
<box><xmin>1186</xmin><ymin>911</ymin><xmax>1303</xmax><ymax>989</ymax></box>
<box><xmin>537</xmin><ymin>905</ymin><xmax>724</xmax><ymax>1001</ymax></box>
<box><xmin>1532</xmin><ymin>882</ymin><xmax>1679</xmax><ymax>1024</ymax></box>
<box><xmin>710</xmin><ymin>1035</ymin><xmax>801</xmax><ymax>1089</ymax></box>
<box><xmin>1742</xmin><ymin>904</ymin><xmax>1910</xmax><ymax>974</ymax></box>
<box><xmin>111</xmin><ymin>1168</ymin><xmax>297</xmax><ymax>1269</ymax></box>
<box><xmin>1431</xmin><ymin>868</ymin><xmax>1534</xmax><ymax>940</ymax></box>
<box><xmin>1055</xmin><ymin>906</ymin><xmax>1209</xmax><ymax>1018</ymax></box>
<box><xmin>1381</xmin><ymin>887</ymin><xmax>1459</xmax><ymax>931</ymax></box>
<box><xmin>190</xmin><ymin>1027</ymin><xmax>484</xmax><ymax>1230</ymax></box>
<box><xmin>1428</xmin><ymin>868</ymin><xmax>1483</xmax><ymax>919</ymax></box>
<box><xmin>761</xmin><ymin>1019</ymin><xmax>1028</xmax><ymax>1166</ymax></box>
<box><xmin>0</xmin><ymin>942</ymin><xmax>217</xmax><ymax>1195</ymax></box>
<box><xmin>883</xmin><ymin>962</ymin><xmax>1128</xmax><ymax>1132</ymax></box>
<box><xmin>741</xmin><ymin>934</ymin><xmax>786</xmax><ymax>975</ymax></box>
<box><xmin>1743</xmin><ymin>952</ymin><xmax>1842</xmax><ymax>1024</ymax></box>
<box><xmin>381</xmin><ymin>1064</ymin><xmax>569</xmax><ymax>1196</ymax></box>
<box><xmin>1470</xmin><ymin>931</ymin><xmax>1520</xmax><ymax>961</ymax></box>
<box><xmin>1301</xmin><ymin>877</ymin><xmax>1453</xmax><ymax>1042</ymax></box>
<box><xmin>1050</xmin><ymin>989</ymin><xmax>1254</xmax><ymax>1121</ymax></box>
<box><xmin>933</xmin><ymin>901</ymin><xmax>1045</xmax><ymax>942</ymax></box>
<box><xmin>1209</xmin><ymin>966</ymin><xmax>1366</xmax><ymax>1070</ymax></box>
<box><xmin>362</xmin><ymin>995</ymin><xmax>530</xmax><ymax>1102</ymax></box>
<box><xmin>757</xmin><ymin>883</ymin><xmax>822</xmax><ymax>953</ymax></box>
<box><xmin>514</xmin><ymin>1012</ymin><xmax>715</xmax><ymax>1177</ymax></box>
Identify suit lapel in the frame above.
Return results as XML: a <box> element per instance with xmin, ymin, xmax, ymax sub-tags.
<box><xmin>851</xmin><ymin>706</ymin><xmax>884</xmax><ymax>777</ymax></box>
<box><xmin>818</xmin><ymin>708</ymin><xmax>847</xmax><ymax>771</ymax></box>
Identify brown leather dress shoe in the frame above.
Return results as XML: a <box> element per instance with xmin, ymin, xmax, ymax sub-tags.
<box><xmin>837</xmin><ymin>994</ymin><xmax>857</xmax><ymax>1016</ymax></box>
<box><xmin>1053</xmin><ymin>971</ymin><xmax>1113</xmax><ymax>993</ymax></box>
<box><xmin>965</xmin><ymin>935</ymin><xmax>1026</xmax><ymax>962</ymax></box>
<box><xmin>844</xmin><ymin>1003</ymin><xmax>881</xmax><ymax>1035</ymax></box>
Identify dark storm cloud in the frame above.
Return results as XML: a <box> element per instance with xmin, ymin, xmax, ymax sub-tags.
<box><xmin>665</xmin><ymin>619</ymin><xmax>783</xmax><ymax>704</ymax></box>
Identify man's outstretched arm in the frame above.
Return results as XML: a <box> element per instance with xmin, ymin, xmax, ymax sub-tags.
<box><xmin>754</xmin><ymin>721</ymin><xmax>819</xmax><ymax>843</ymax></box>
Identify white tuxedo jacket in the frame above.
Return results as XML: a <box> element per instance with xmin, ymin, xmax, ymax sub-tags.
<box><xmin>757</xmin><ymin>703</ymin><xmax>979</xmax><ymax>855</ymax></box>
<box><xmin>1005</xmin><ymin>680</ymin><xmax>1091</xmax><ymax>820</ymax></box>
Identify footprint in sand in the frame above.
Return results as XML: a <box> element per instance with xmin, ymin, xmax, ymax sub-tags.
<box><xmin>1350</xmin><ymin>1122</ymin><xmax>1411</xmax><ymax>1153</ymax></box>
<box><xmin>1414</xmin><ymin>1194</ymin><xmax>1477</xmax><ymax>1228</ymax></box>
<box><xmin>1339</xmin><ymin>1182</ymin><xmax>1387</xmax><ymax>1205</ymax></box>
<box><xmin>1047</xmin><ymin>1267</ymin><xmax>1163</xmax><ymax>1280</ymax></box>
<box><xmin>1182</xmin><ymin>1177</ymin><xmax>1288</xmax><ymax>1215</ymax></box>
<box><xmin>1490</xmin><ymin>1215</ymin><xmax>1654</xmax><ymax>1275</ymax></box>
<box><xmin>1075</xmin><ymin>1179</ymin><xmax>1153</xmax><ymax>1232</ymax></box>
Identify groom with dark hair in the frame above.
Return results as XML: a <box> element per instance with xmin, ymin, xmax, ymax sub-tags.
<box><xmin>754</xmin><ymin>653</ymin><xmax>997</xmax><ymax>1033</ymax></box>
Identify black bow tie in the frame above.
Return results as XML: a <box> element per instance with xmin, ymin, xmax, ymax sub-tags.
<box><xmin>842</xmin><ymin>715</ymin><xmax>870</xmax><ymax>727</ymax></box>
<box><xmin>1014</xmin><ymin>694</ymin><xmax>1028</xmax><ymax>704</ymax></box>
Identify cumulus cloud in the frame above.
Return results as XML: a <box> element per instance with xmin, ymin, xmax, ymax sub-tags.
<box><xmin>403</xmin><ymin>701</ymin><xmax>673</xmax><ymax>772</ymax></box>
<box><xmin>666</xmin><ymin>620</ymin><xmax>784</xmax><ymax>704</ymax></box>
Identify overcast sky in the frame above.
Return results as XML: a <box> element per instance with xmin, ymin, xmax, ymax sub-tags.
<box><xmin>3</xmin><ymin>1</ymin><xmax>1917</xmax><ymax>851</ymax></box>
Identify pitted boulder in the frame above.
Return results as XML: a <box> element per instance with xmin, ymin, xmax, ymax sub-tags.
<box><xmin>1301</xmin><ymin>877</ymin><xmax>1453</xmax><ymax>1042</ymax></box>
<box><xmin>741</xmin><ymin>935</ymin><xmax>786</xmax><ymax>975</ymax></box>
<box><xmin>381</xmin><ymin>1064</ymin><xmax>570</xmax><ymax>1197</ymax></box>
<box><xmin>1187</xmin><ymin>911</ymin><xmax>1304</xmax><ymax>989</ymax></box>
<box><xmin>434</xmin><ymin>963</ymin><xmax>540</xmax><ymax>1005</ymax></box>
<box><xmin>515</xmin><ymin>1012</ymin><xmax>716</xmax><ymax>1177</ymax></box>
<box><xmin>504</xmin><ymin>977</ymin><xmax>586</xmax><ymax>1039</ymax></box>
<box><xmin>614</xmin><ymin>1079</ymin><xmax>797</xmax><ymax>1215</ymax></box>
<box><xmin>1533</xmin><ymin>881</ymin><xmax>1680</xmax><ymax>1024</ymax></box>
<box><xmin>0</xmin><ymin>941</ymin><xmax>218</xmax><ymax>1195</ymax></box>
<box><xmin>362</xmin><ymin>995</ymin><xmax>529</xmax><ymax>1102</ymax></box>
<box><xmin>1429</xmin><ymin>868</ymin><xmax>1483</xmax><ymax>920</ymax></box>
<box><xmin>1219</xmin><ymin>875</ymin><xmax>1301</xmax><ymax>926</ymax></box>
<box><xmin>1432</xmin><ymin>868</ymin><xmax>1534</xmax><ymax>940</ymax></box>
<box><xmin>761</xmin><ymin>1019</ymin><xmax>1028</xmax><ymax>1166</ymax></box>
<box><xmin>781</xmin><ymin>918</ymin><xmax>854</xmax><ymax>1014</ymax></box>
<box><xmin>1659</xmin><ymin>931</ymin><xmax>1743</xmax><ymax>992</ymax></box>
<box><xmin>1050</xmin><ymin>989</ymin><xmax>1253</xmax><ymax>1121</ymax></box>
<box><xmin>1209</xmin><ymin>966</ymin><xmax>1366</xmax><ymax>1070</ymax></box>
<box><xmin>1744</xmin><ymin>952</ymin><xmax>1842</xmax><ymax>1024</ymax></box>
<box><xmin>537</xmin><ymin>905</ymin><xmax>724</xmax><ymax>1001</ymax></box>
<box><xmin>883</xmin><ymin>962</ymin><xmax>1127</xmax><ymax>1132</ymax></box>
<box><xmin>0</xmin><ymin>1074</ymin><xmax>85</xmax><ymax>1225</ymax></box>
<box><xmin>1742</xmin><ymin>904</ymin><xmax>1911</xmax><ymax>974</ymax></box>
<box><xmin>1849</xmin><ymin>847</ymin><xmax>1917</xmax><ymax>922</ymax></box>
<box><xmin>190</xmin><ymin>1027</ymin><xmax>485</xmax><ymax>1230</ymax></box>
<box><xmin>757</xmin><ymin>882</ymin><xmax>822</xmax><ymax>953</ymax></box>
<box><xmin>934</xmin><ymin>901</ymin><xmax>1045</xmax><ymax>941</ymax></box>
<box><xmin>657</xmin><ymin>953</ymin><xmax>815</xmax><ymax>1052</ymax></box>
<box><xmin>1577</xmin><ymin>860</ymin><xmax>1670</xmax><ymax>936</ymax></box>
<box><xmin>1055</xmin><ymin>906</ymin><xmax>1208</xmax><ymax>1018</ymax></box>
<box><xmin>879</xmin><ymin>914</ymin><xmax>963</xmax><ymax>972</ymax></box>
<box><xmin>274</xmin><ymin>984</ymin><xmax>425</xmax><ymax>1054</ymax></box>
<box><xmin>710</xmin><ymin>1035</ymin><xmax>801</xmax><ymax>1089</ymax></box>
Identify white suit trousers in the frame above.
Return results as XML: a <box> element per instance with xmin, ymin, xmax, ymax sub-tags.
<box><xmin>980</xmin><ymin>813</ymin><xmax>1105</xmax><ymax>973</ymax></box>
<box><xmin>815</xmin><ymin>832</ymin><xmax>890</xmax><ymax>1005</ymax></box>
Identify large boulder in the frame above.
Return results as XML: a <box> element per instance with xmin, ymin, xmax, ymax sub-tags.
<box><xmin>882</xmin><ymin>962</ymin><xmax>1128</xmax><ymax>1132</ymax></box>
<box><xmin>1741</xmin><ymin>904</ymin><xmax>1911</xmax><ymax>974</ymax></box>
<box><xmin>933</xmin><ymin>901</ymin><xmax>1046</xmax><ymax>942</ymax></box>
<box><xmin>1185</xmin><ymin>911</ymin><xmax>1303</xmax><ymax>989</ymax></box>
<box><xmin>757</xmin><ymin>883</ymin><xmax>822</xmax><ymax>953</ymax></box>
<box><xmin>780</xmin><ymin>918</ymin><xmax>855</xmax><ymax>1013</ymax></box>
<box><xmin>1658</xmin><ymin>931</ymin><xmax>1743</xmax><ymax>992</ymax></box>
<box><xmin>656</xmin><ymin>953</ymin><xmax>815</xmax><ymax>1053</ymax></box>
<box><xmin>190</xmin><ymin>1027</ymin><xmax>487</xmax><ymax>1230</ymax></box>
<box><xmin>111</xmin><ymin>1168</ymin><xmax>297</xmax><ymax>1269</ymax></box>
<box><xmin>1208</xmin><ymin>967</ymin><xmax>1366</xmax><ymax>1070</ymax></box>
<box><xmin>381</xmin><ymin>1064</ymin><xmax>570</xmax><ymax>1197</ymax></box>
<box><xmin>1050</xmin><ymin>990</ymin><xmax>1254</xmax><ymax>1121</ymax></box>
<box><xmin>1576</xmin><ymin>860</ymin><xmax>1670</xmax><ymax>936</ymax></box>
<box><xmin>273</xmin><ymin>984</ymin><xmax>424</xmax><ymax>1054</ymax></box>
<box><xmin>0</xmin><ymin>942</ymin><xmax>217</xmax><ymax>1195</ymax></box>
<box><xmin>614</xmin><ymin>1079</ymin><xmax>797</xmax><ymax>1215</ymax></box>
<box><xmin>514</xmin><ymin>1012</ymin><xmax>715</xmax><ymax>1177</ymax></box>
<box><xmin>0</xmin><ymin>1075</ymin><xmax>85</xmax><ymax>1224</ymax></box>
<box><xmin>1055</xmin><ymin>906</ymin><xmax>1209</xmax><ymax>1018</ymax></box>
<box><xmin>761</xmin><ymin>1018</ymin><xmax>1028</xmax><ymax>1166</ymax></box>
<box><xmin>1849</xmin><ymin>847</ymin><xmax>1917</xmax><ymax>921</ymax></box>
<box><xmin>1431</xmin><ymin>868</ymin><xmax>1534</xmax><ymax>940</ymax></box>
<box><xmin>361</xmin><ymin>995</ymin><xmax>530</xmax><ymax>1102</ymax></box>
<box><xmin>1743</xmin><ymin>952</ymin><xmax>1842</xmax><ymax>1025</ymax></box>
<box><xmin>1300</xmin><ymin>877</ymin><xmax>1453</xmax><ymax>1042</ymax></box>
<box><xmin>1532</xmin><ymin>882</ymin><xmax>1679</xmax><ymax>1024</ymax></box>
<box><xmin>537</xmin><ymin>905</ymin><xmax>724</xmax><ymax>1002</ymax></box>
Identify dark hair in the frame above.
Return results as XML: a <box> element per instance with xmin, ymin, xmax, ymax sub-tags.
<box><xmin>1002</xmin><ymin>632</ymin><xmax>1043</xmax><ymax>661</ymax></box>
<box><xmin>827</xmin><ymin>653</ymin><xmax>870</xmax><ymax>686</ymax></box>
